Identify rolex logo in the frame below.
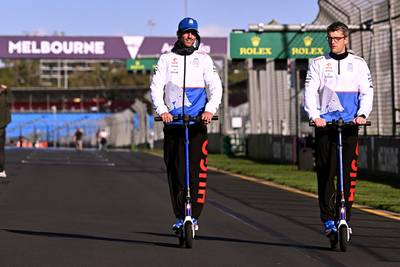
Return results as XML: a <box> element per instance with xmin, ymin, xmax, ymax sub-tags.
<box><xmin>251</xmin><ymin>35</ymin><xmax>261</xmax><ymax>47</ymax></box>
<box><xmin>304</xmin><ymin>36</ymin><xmax>313</xmax><ymax>47</ymax></box>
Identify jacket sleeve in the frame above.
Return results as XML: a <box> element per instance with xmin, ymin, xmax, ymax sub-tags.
<box><xmin>304</xmin><ymin>59</ymin><xmax>321</xmax><ymax>120</ymax></box>
<box><xmin>203</xmin><ymin>55</ymin><xmax>223</xmax><ymax>114</ymax></box>
<box><xmin>357</xmin><ymin>60</ymin><xmax>374</xmax><ymax>118</ymax></box>
<box><xmin>150</xmin><ymin>55</ymin><xmax>169</xmax><ymax>115</ymax></box>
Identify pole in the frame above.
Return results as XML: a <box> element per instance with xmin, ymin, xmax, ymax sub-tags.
<box><xmin>223</xmin><ymin>57</ymin><xmax>230</xmax><ymax>135</ymax></box>
<box><xmin>387</xmin><ymin>0</ymin><xmax>396</xmax><ymax>135</ymax></box>
<box><xmin>64</xmin><ymin>60</ymin><xmax>68</xmax><ymax>89</ymax></box>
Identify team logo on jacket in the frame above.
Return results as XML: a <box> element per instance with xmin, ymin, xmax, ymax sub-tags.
<box><xmin>324</xmin><ymin>63</ymin><xmax>333</xmax><ymax>75</ymax></box>
<box><xmin>171</xmin><ymin>57</ymin><xmax>179</xmax><ymax>73</ymax></box>
<box><xmin>347</xmin><ymin>63</ymin><xmax>353</xmax><ymax>72</ymax></box>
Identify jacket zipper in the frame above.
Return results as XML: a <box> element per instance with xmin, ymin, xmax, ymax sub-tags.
<box><xmin>182</xmin><ymin>55</ymin><xmax>187</xmax><ymax>115</ymax></box>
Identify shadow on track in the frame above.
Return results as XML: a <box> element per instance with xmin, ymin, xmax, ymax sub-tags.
<box><xmin>2</xmin><ymin>229</ymin><xmax>180</xmax><ymax>248</ymax></box>
<box><xmin>136</xmin><ymin>231</ymin><xmax>331</xmax><ymax>251</ymax></box>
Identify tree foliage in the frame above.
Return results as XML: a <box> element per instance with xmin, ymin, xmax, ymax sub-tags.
<box><xmin>0</xmin><ymin>60</ymin><xmax>150</xmax><ymax>88</ymax></box>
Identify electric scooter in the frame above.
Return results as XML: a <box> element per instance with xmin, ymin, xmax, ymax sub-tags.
<box><xmin>310</xmin><ymin>118</ymin><xmax>370</xmax><ymax>251</ymax></box>
<box><xmin>155</xmin><ymin>114</ymin><xmax>218</xmax><ymax>248</ymax></box>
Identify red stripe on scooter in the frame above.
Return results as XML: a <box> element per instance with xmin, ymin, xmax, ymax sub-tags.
<box><xmin>351</xmin><ymin>181</ymin><xmax>357</xmax><ymax>186</ymax></box>
<box><xmin>350</xmin><ymin>172</ymin><xmax>357</xmax><ymax>178</ymax></box>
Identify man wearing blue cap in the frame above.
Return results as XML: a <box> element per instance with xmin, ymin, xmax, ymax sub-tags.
<box><xmin>150</xmin><ymin>17</ymin><xmax>223</xmax><ymax>232</ymax></box>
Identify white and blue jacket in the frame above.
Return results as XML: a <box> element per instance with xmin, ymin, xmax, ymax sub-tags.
<box><xmin>150</xmin><ymin>50</ymin><xmax>222</xmax><ymax>120</ymax></box>
<box><xmin>304</xmin><ymin>52</ymin><xmax>373</xmax><ymax>122</ymax></box>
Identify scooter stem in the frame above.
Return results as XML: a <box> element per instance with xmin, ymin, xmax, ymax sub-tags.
<box><xmin>337</xmin><ymin>120</ymin><xmax>346</xmax><ymax>220</ymax></box>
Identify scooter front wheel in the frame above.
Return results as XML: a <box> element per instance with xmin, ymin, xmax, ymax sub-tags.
<box><xmin>184</xmin><ymin>222</ymin><xmax>194</xmax><ymax>248</ymax></box>
<box><xmin>339</xmin><ymin>225</ymin><xmax>348</xmax><ymax>252</ymax></box>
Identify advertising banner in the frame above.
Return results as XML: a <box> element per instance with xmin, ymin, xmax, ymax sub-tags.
<box><xmin>0</xmin><ymin>36</ymin><xmax>227</xmax><ymax>60</ymax></box>
<box><xmin>126</xmin><ymin>58</ymin><xmax>157</xmax><ymax>71</ymax></box>
<box><xmin>230</xmin><ymin>32</ymin><xmax>329</xmax><ymax>59</ymax></box>
<box><xmin>136</xmin><ymin>37</ymin><xmax>227</xmax><ymax>57</ymax></box>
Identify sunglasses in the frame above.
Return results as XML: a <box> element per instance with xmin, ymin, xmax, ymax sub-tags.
<box><xmin>326</xmin><ymin>36</ymin><xmax>346</xmax><ymax>42</ymax></box>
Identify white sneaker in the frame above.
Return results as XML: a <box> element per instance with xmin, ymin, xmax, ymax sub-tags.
<box><xmin>0</xmin><ymin>170</ymin><xmax>7</xmax><ymax>178</ymax></box>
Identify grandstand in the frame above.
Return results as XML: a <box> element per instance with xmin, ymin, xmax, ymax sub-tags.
<box><xmin>8</xmin><ymin>113</ymin><xmax>111</xmax><ymax>148</ymax></box>
<box><xmin>6</xmin><ymin>85</ymin><xmax>150</xmax><ymax>148</ymax></box>
<box><xmin>10</xmin><ymin>86</ymin><xmax>148</xmax><ymax>113</ymax></box>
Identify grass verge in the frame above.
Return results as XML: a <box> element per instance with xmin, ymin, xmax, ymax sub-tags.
<box><xmin>208</xmin><ymin>154</ymin><xmax>400</xmax><ymax>214</ymax></box>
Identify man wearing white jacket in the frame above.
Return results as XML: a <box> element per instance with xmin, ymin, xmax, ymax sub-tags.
<box><xmin>304</xmin><ymin>22</ymin><xmax>373</xmax><ymax>238</ymax></box>
<box><xmin>150</xmin><ymin>17</ymin><xmax>222</xmax><ymax>232</ymax></box>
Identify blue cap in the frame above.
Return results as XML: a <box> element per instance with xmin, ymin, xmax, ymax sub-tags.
<box><xmin>178</xmin><ymin>17</ymin><xmax>198</xmax><ymax>33</ymax></box>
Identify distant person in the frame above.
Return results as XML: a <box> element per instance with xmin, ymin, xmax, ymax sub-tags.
<box><xmin>0</xmin><ymin>84</ymin><xmax>11</xmax><ymax>178</ymax></box>
<box><xmin>33</xmin><ymin>129</ymin><xmax>41</xmax><ymax>148</ymax></box>
<box><xmin>150</xmin><ymin>17</ymin><xmax>222</xmax><ymax>232</ymax></box>
<box><xmin>98</xmin><ymin>128</ymin><xmax>108</xmax><ymax>150</ymax></box>
<box><xmin>17</xmin><ymin>136</ymin><xmax>24</xmax><ymax>148</ymax></box>
<box><xmin>304</xmin><ymin>22</ymin><xmax>373</xmax><ymax>239</ymax></box>
<box><xmin>74</xmin><ymin>128</ymin><xmax>83</xmax><ymax>150</ymax></box>
<box><xmin>96</xmin><ymin>129</ymin><xmax>100</xmax><ymax>148</ymax></box>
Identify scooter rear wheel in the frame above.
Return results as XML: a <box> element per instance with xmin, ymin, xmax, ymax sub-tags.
<box><xmin>184</xmin><ymin>222</ymin><xmax>194</xmax><ymax>248</ymax></box>
<box><xmin>339</xmin><ymin>225</ymin><xmax>348</xmax><ymax>252</ymax></box>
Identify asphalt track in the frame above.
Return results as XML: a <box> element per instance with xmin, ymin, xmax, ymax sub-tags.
<box><xmin>0</xmin><ymin>149</ymin><xmax>399</xmax><ymax>266</ymax></box>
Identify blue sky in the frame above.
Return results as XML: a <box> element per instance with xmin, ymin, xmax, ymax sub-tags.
<box><xmin>0</xmin><ymin>0</ymin><xmax>319</xmax><ymax>37</ymax></box>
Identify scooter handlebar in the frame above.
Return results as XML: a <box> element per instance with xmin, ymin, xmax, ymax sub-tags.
<box><xmin>309</xmin><ymin>120</ymin><xmax>371</xmax><ymax>127</ymax></box>
<box><xmin>154</xmin><ymin>115</ymin><xmax>219</xmax><ymax>122</ymax></box>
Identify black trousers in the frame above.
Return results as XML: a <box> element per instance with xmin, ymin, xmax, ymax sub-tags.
<box><xmin>163</xmin><ymin>123</ymin><xmax>208</xmax><ymax>219</ymax></box>
<box><xmin>315</xmin><ymin>126</ymin><xmax>359</xmax><ymax>223</ymax></box>
<box><xmin>0</xmin><ymin>127</ymin><xmax>5</xmax><ymax>172</ymax></box>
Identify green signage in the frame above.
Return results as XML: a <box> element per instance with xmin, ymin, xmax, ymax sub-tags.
<box><xmin>230</xmin><ymin>32</ymin><xmax>330</xmax><ymax>59</ymax></box>
<box><xmin>126</xmin><ymin>58</ymin><xmax>157</xmax><ymax>71</ymax></box>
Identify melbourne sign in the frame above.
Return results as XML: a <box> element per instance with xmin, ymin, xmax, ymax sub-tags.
<box><xmin>230</xmin><ymin>32</ymin><xmax>329</xmax><ymax>59</ymax></box>
<box><xmin>0</xmin><ymin>36</ymin><xmax>133</xmax><ymax>59</ymax></box>
<box><xmin>8</xmin><ymin>40</ymin><xmax>105</xmax><ymax>55</ymax></box>
<box><xmin>0</xmin><ymin>36</ymin><xmax>227</xmax><ymax>60</ymax></box>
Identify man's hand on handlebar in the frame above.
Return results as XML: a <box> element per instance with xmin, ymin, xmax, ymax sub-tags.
<box><xmin>201</xmin><ymin>111</ymin><xmax>213</xmax><ymax>124</ymax></box>
<box><xmin>353</xmin><ymin>115</ymin><xmax>367</xmax><ymax>125</ymax></box>
<box><xmin>314</xmin><ymin>118</ymin><xmax>326</xmax><ymax>128</ymax></box>
<box><xmin>160</xmin><ymin>112</ymin><xmax>173</xmax><ymax>123</ymax></box>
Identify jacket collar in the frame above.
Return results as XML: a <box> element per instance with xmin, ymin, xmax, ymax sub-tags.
<box><xmin>329</xmin><ymin>50</ymin><xmax>349</xmax><ymax>60</ymax></box>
